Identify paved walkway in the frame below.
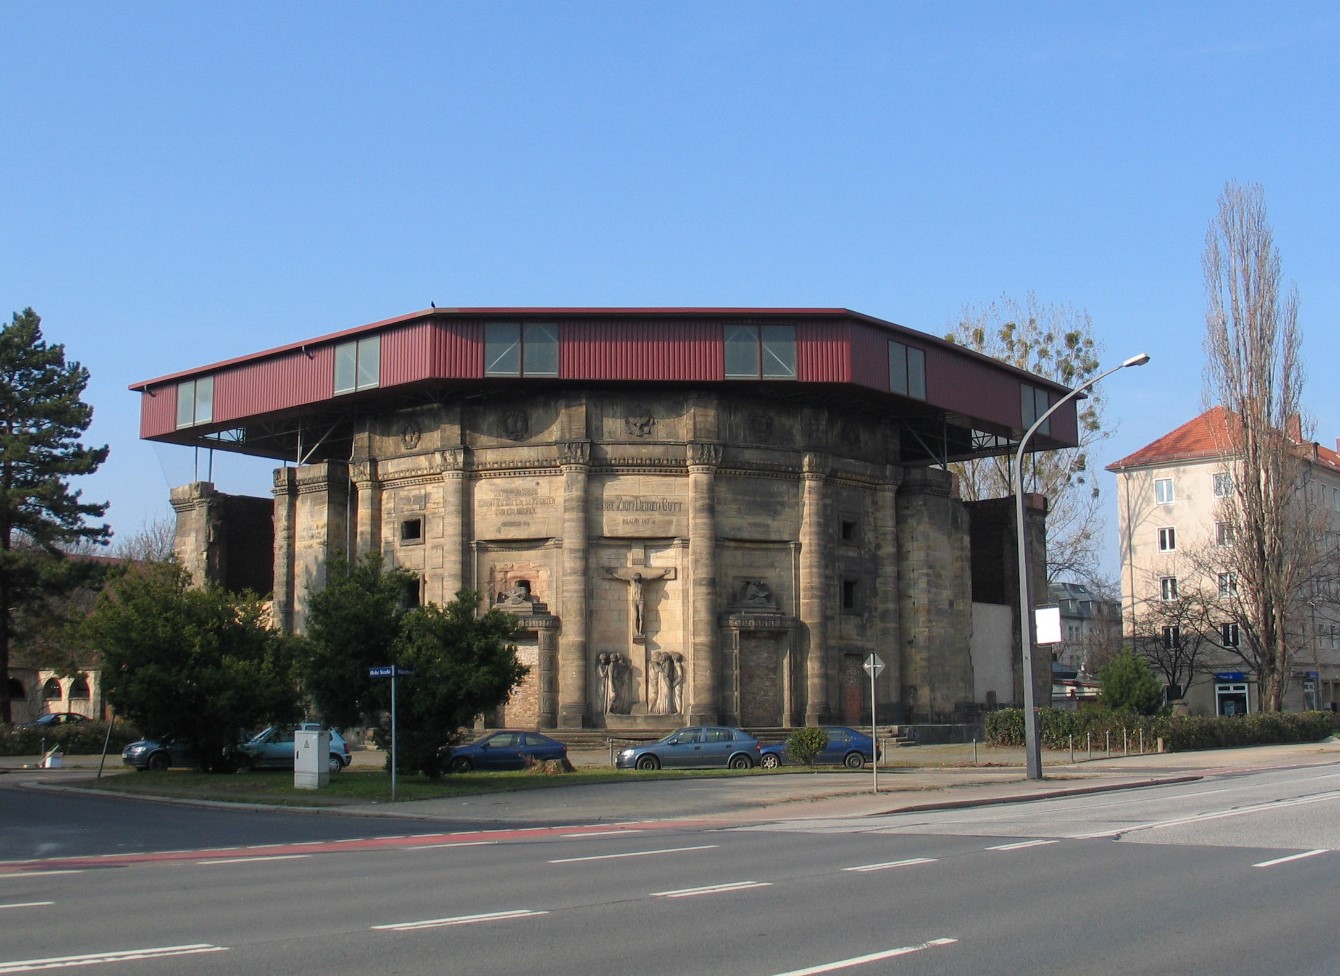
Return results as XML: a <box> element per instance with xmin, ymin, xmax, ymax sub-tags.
<box><xmin>9</xmin><ymin>738</ymin><xmax>1336</xmax><ymax>826</ymax></box>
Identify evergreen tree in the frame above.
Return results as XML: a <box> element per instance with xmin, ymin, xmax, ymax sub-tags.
<box><xmin>0</xmin><ymin>309</ymin><xmax>109</xmax><ymax>723</ymax></box>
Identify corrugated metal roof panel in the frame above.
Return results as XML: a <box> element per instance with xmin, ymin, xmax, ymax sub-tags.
<box><xmin>214</xmin><ymin>347</ymin><xmax>335</xmax><ymax>422</ymax></box>
<box><xmin>563</xmin><ymin>320</ymin><xmax>722</xmax><ymax>380</ymax></box>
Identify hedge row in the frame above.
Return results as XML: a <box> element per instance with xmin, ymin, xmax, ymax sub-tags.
<box><xmin>984</xmin><ymin>708</ymin><xmax>1335</xmax><ymax>753</ymax></box>
<box><xmin>0</xmin><ymin>721</ymin><xmax>142</xmax><ymax>757</ymax></box>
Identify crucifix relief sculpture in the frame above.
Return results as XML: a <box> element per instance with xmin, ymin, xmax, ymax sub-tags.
<box><xmin>605</xmin><ymin>566</ymin><xmax>676</xmax><ymax>643</ymax></box>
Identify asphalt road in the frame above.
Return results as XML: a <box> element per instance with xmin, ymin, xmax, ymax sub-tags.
<box><xmin>1</xmin><ymin>760</ymin><xmax>1336</xmax><ymax>975</ymax></box>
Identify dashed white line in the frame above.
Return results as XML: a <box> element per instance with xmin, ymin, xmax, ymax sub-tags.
<box><xmin>560</xmin><ymin>829</ymin><xmax>645</xmax><ymax>838</ymax></box>
<box><xmin>0</xmin><ymin>871</ymin><xmax>83</xmax><ymax>880</ymax></box>
<box><xmin>372</xmin><ymin>909</ymin><xmax>548</xmax><ymax>931</ymax></box>
<box><xmin>0</xmin><ymin>943</ymin><xmax>227</xmax><ymax>973</ymax></box>
<box><xmin>1253</xmin><ymin>849</ymin><xmax>1329</xmax><ymax>868</ymax></box>
<box><xmin>404</xmin><ymin>841</ymin><xmax>495</xmax><ymax>851</ymax></box>
<box><xmin>198</xmin><ymin>854</ymin><xmax>312</xmax><ymax>865</ymax></box>
<box><xmin>767</xmin><ymin>937</ymin><xmax>958</xmax><ymax>975</ymax></box>
<box><xmin>985</xmin><ymin>839</ymin><xmax>1058</xmax><ymax>851</ymax></box>
<box><xmin>843</xmin><ymin>857</ymin><xmax>938</xmax><ymax>873</ymax></box>
<box><xmin>0</xmin><ymin>902</ymin><xmax>54</xmax><ymax>911</ymax></box>
<box><xmin>651</xmin><ymin>881</ymin><xmax>771</xmax><ymax>898</ymax></box>
<box><xmin>549</xmin><ymin>844</ymin><xmax>718</xmax><ymax>864</ymax></box>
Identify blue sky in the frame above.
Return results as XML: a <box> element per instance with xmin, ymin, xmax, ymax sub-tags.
<box><xmin>4</xmin><ymin>2</ymin><xmax>1337</xmax><ymax>581</ymax></box>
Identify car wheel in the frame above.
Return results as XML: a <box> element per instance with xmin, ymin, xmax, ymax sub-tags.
<box><xmin>147</xmin><ymin>752</ymin><xmax>170</xmax><ymax>772</ymax></box>
<box><xmin>635</xmin><ymin>754</ymin><xmax>660</xmax><ymax>771</ymax></box>
<box><xmin>728</xmin><ymin>753</ymin><xmax>753</xmax><ymax>770</ymax></box>
<box><xmin>844</xmin><ymin>752</ymin><xmax>865</xmax><ymax>769</ymax></box>
<box><xmin>450</xmin><ymin>757</ymin><xmax>473</xmax><ymax>773</ymax></box>
<box><xmin>760</xmin><ymin>753</ymin><xmax>781</xmax><ymax>769</ymax></box>
<box><xmin>328</xmin><ymin>754</ymin><xmax>344</xmax><ymax>774</ymax></box>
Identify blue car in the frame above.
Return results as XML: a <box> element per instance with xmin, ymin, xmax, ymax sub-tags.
<box><xmin>758</xmin><ymin>726</ymin><xmax>879</xmax><ymax>769</ymax></box>
<box><xmin>616</xmin><ymin>726</ymin><xmax>760</xmax><ymax>770</ymax></box>
<box><xmin>446</xmin><ymin>730</ymin><xmax>568</xmax><ymax>772</ymax></box>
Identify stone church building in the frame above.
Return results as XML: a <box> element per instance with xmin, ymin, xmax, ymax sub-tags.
<box><xmin>133</xmin><ymin>308</ymin><xmax>1068</xmax><ymax>732</ymax></box>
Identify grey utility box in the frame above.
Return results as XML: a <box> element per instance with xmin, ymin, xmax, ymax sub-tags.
<box><xmin>294</xmin><ymin>728</ymin><xmax>330</xmax><ymax>789</ymax></box>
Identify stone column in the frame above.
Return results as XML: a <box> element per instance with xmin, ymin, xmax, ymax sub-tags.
<box><xmin>557</xmin><ymin>441</ymin><xmax>591</xmax><ymax>728</ymax></box>
<box><xmin>170</xmin><ymin>481</ymin><xmax>221</xmax><ymax>589</ymax></box>
<box><xmin>536</xmin><ymin>621</ymin><xmax>560</xmax><ymax>728</ymax></box>
<box><xmin>289</xmin><ymin>461</ymin><xmax>350</xmax><ymax>634</ymax></box>
<box><xmin>271</xmin><ymin>468</ymin><xmax>297</xmax><ymax>634</ymax></box>
<box><xmin>801</xmin><ymin>453</ymin><xmax>830</xmax><ymax>725</ymax></box>
<box><xmin>687</xmin><ymin>441</ymin><xmax>721</xmax><ymax>725</ymax></box>
<box><xmin>440</xmin><ymin>447</ymin><xmax>466</xmax><ymax>602</ymax></box>
<box><xmin>875</xmin><ymin>467</ymin><xmax>902</xmax><ymax>721</ymax></box>
<box><xmin>349</xmin><ymin>459</ymin><xmax>380</xmax><ymax>559</ymax></box>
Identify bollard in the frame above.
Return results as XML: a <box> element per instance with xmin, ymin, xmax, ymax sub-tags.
<box><xmin>1123</xmin><ymin>728</ymin><xmax>1129</xmax><ymax>756</ymax></box>
<box><xmin>1087</xmin><ymin>731</ymin><xmax>1092</xmax><ymax>760</ymax></box>
<box><xmin>1069</xmin><ymin>734</ymin><xmax>1074</xmax><ymax>762</ymax></box>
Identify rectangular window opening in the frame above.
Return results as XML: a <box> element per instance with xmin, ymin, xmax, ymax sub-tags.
<box><xmin>400</xmin><ymin>518</ymin><xmax>424</xmax><ymax>544</ymax></box>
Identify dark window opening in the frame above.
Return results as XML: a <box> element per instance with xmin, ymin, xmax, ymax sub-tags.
<box><xmin>400</xmin><ymin>518</ymin><xmax>423</xmax><ymax>544</ymax></box>
<box><xmin>842</xmin><ymin>579</ymin><xmax>859</xmax><ymax>611</ymax></box>
<box><xmin>840</xmin><ymin>520</ymin><xmax>858</xmax><ymax>543</ymax></box>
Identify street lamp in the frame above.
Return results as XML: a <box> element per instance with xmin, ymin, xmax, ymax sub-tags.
<box><xmin>1014</xmin><ymin>352</ymin><xmax>1150</xmax><ymax>780</ymax></box>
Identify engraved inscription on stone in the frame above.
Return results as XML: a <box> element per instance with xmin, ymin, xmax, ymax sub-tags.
<box><xmin>475</xmin><ymin>480</ymin><xmax>558</xmax><ymax>536</ymax></box>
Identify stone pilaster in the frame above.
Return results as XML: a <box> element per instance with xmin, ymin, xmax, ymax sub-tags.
<box><xmin>271</xmin><ymin>468</ymin><xmax>297</xmax><ymax>634</ymax></box>
<box><xmin>440</xmin><ymin>447</ymin><xmax>467</xmax><ymax>601</ymax></box>
<box><xmin>288</xmin><ymin>461</ymin><xmax>351</xmax><ymax>634</ymax></box>
<box><xmin>687</xmin><ymin>441</ymin><xmax>722</xmax><ymax>725</ymax></box>
<box><xmin>349</xmin><ymin>459</ymin><xmax>380</xmax><ymax>559</ymax></box>
<box><xmin>875</xmin><ymin>467</ymin><xmax>903</xmax><ymax>721</ymax></box>
<box><xmin>801</xmin><ymin>453</ymin><xmax>830</xmax><ymax>725</ymax></box>
<box><xmin>557</xmin><ymin>440</ymin><xmax>591</xmax><ymax>728</ymax></box>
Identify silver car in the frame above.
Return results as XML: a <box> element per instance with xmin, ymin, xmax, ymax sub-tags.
<box><xmin>239</xmin><ymin>723</ymin><xmax>352</xmax><ymax>774</ymax></box>
<box><xmin>616</xmin><ymin>726</ymin><xmax>760</xmax><ymax>770</ymax></box>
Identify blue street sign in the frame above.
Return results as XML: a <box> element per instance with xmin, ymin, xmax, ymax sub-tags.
<box><xmin>368</xmin><ymin>666</ymin><xmax>395</xmax><ymax>678</ymax></box>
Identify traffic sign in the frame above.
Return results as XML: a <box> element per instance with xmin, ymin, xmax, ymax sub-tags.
<box><xmin>863</xmin><ymin>653</ymin><xmax>885</xmax><ymax>678</ymax></box>
<box><xmin>368</xmin><ymin>666</ymin><xmax>394</xmax><ymax>678</ymax></box>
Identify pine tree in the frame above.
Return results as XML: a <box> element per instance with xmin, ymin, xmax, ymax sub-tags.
<box><xmin>0</xmin><ymin>308</ymin><xmax>109</xmax><ymax>723</ymax></box>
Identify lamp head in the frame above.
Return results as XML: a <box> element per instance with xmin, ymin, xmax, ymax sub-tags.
<box><xmin>1122</xmin><ymin>353</ymin><xmax>1151</xmax><ymax>368</ymax></box>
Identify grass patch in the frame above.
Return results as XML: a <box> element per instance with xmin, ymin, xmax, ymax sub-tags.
<box><xmin>77</xmin><ymin>765</ymin><xmax>746</xmax><ymax>807</ymax></box>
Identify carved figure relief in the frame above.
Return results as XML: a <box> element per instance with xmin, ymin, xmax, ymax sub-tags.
<box><xmin>648</xmin><ymin>650</ymin><xmax>686</xmax><ymax>715</ymax></box>
<box><xmin>605</xmin><ymin>566</ymin><xmax>676</xmax><ymax>643</ymax></box>
<box><xmin>736</xmin><ymin>578</ymin><xmax>778</xmax><ymax>610</ymax></box>
<box><xmin>502</xmin><ymin>410</ymin><xmax>529</xmax><ymax>441</ymax></box>
<box><xmin>399</xmin><ymin>419</ymin><xmax>422</xmax><ymax>450</ymax></box>
<box><xmin>625</xmin><ymin>411</ymin><xmax>655</xmax><ymax>438</ymax></box>
<box><xmin>597</xmin><ymin>653</ymin><xmax>632</xmax><ymax>714</ymax></box>
<box><xmin>497</xmin><ymin>580</ymin><xmax>533</xmax><ymax>607</ymax></box>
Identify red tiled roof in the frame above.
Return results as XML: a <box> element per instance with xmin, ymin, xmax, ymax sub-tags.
<box><xmin>1107</xmin><ymin>406</ymin><xmax>1340</xmax><ymax>473</ymax></box>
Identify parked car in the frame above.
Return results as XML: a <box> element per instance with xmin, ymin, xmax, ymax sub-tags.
<box><xmin>758</xmin><ymin>726</ymin><xmax>880</xmax><ymax>769</ymax></box>
<box><xmin>121</xmin><ymin>736</ymin><xmax>197</xmax><ymax>771</ymax></box>
<box><xmin>445</xmin><ymin>730</ymin><xmax>568</xmax><ymax>772</ymax></box>
<box><xmin>14</xmin><ymin>712</ymin><xmax>90</xmax><ymax>730</ymax></box>
<box><xmin>238</xmin><ymin>723</ymin><xmax>352</xmax><ymax>774</ymax></box>
<box><xmin>616</xmin><ymin>726</ymin><xmax>760</xmax><ymax>770</ymax></box>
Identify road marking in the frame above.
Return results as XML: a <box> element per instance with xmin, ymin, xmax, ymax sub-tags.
<box><xmin>843</xmin><ymin>857</ymin><xmax>938</xmax><ymax>873</ymax></box>
<box><xmin>372</xmin><ymin>909</ymin><xmax>547</xmax><ymax>931</ymax></box>
<box><xmin>0</xmin><ymin>871</ymin><xmax>83</xmax><ymax>880</ymax></box>
<box><xmin>651</xmin><ymin>881</ymin><xmax>771</xmax><ymax>898</ymax></box>
<box><xmin>767</xmin><ymin>937</ymin><xmax>958</xmax><ymax>975</ymax></box>
<box><xmin>1069</xmin><ymin>790</ymin><xmax>1340</xmax><ymax>839</ymax></box>
<box><xmin>549</xmin><ymin>844</ymin><xmax>717</xmax><ymax>864</ymax></box>
<box><xmin>1253</xmin><ymin>850</ymin><xmax>1329</xmax><ymax>868</ymax></box>
<box><xmin>0</xmin><ymin>943</ymin><xmax>227</xmax><ymax>973</ymax></box>
<box><xmin>199</xmin><ymin>854</ymin><xmax>312</xmax><ymax>865</ymax></box>
<box><xmin>560</xmin><ymin>829</ymin><xmax>645</xmax><ymax>838</ymax></box>
<box><xmin>0</xmin><ymin>902</ymin><xmax>54</xmax><ymax>911</ymax></box>
<box><xmin>985</xmin><ymin>839</ymin><xmax>1058</xmax><ymax>851</ymax></box>
<box><xmin>404</xmin><ymin>841</ymin><xmax>495</xmax><ymax>851</ymax></box>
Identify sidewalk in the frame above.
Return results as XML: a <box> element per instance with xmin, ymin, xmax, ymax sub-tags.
<box><xmin>7</xmin><ymin>738</ymin><xmax>1337</xmax><ymax>826</ymax></box>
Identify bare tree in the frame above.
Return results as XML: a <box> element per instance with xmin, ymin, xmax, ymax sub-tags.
<box><xmin>1128</xmin><ymin>560</ymin><xmax>1225</xmax><ymax>702</ymax></box>
<box><xmin>945</xmin><ymin>293</ymin><xmax>1112</xmax><ymax>584</ymax></box>
<box><xmin>1201</xmin><ymin>180</ymin><xmax>1322</xmax><ymax>711</ymax></box>
<box><xmin>110</xmin><ymin>514</ymin><xmax>178</xmax><ymax>563</ymax></box>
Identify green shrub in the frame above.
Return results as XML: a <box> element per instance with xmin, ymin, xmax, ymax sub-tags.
<box><xmin>785</xmin><ymin>726</ymin><xmax>828</xmax><ymax>766</ymax></box>
<box><xmin>1098</xmin><ymin>651</ymin><xmax>1164</xmax><ymax>715</ymax></box>
<box><xmin>985</xmin><ymin>708</ymin><xmax>1333</xmax><ymax>752</ymax></box>
<box><xmin>0</xmin><ymin>721</ymin><xmax>141</xmax><ymax>757</ymax></box>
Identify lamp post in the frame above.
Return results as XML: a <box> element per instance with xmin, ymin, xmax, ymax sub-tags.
<box><xmin>1015</xmin><ymin>352</ymin><xmax>1150</xmax><ymax>780</ymax></box>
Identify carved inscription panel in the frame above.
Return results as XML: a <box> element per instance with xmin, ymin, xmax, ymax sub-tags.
<box><xmin>473</xmin><ymin>477</ymin><xmax>561</xmax><ymax>539</ymax></box>
<box><xmin>591</xmin><ymin>474</ymin><xmax>688</xmax><ymax>538</ymax></box>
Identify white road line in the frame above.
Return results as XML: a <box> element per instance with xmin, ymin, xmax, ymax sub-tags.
<box><xmin>560</xmin><ymin>829</ymin><xmax>645</xmax><ymax>838</ymax></box>
<box><xmin>767</xmin><ymin>937</ymin><xmax>958</xmax><ymax>976</ymax></box>
<box><xmin>1253</xmin><ymin>850</ymin><xmax>1330</xmax><ymax>868</ymax></box>
<box><xmin>985</xmin><ymin>839</ymin><xmax>1058</xmax><ymax>851</ymax></box>
<box><xmin>404</xmin><ymin>841</ymin><xmax>495</xmax><ymax>851</ymax></box>
<box><xmin>0</xmin><ymin>902</ymin><xmax>54</xmax><ymax>911</ymax></box>
<box><xmin>1069</xmin><ymin>790</ymin><xmax>1340</xmax><ymax>840</ymax></box>
<box><xmin>0</xmin><ymin>871</ymin><xmax>83</xmax><ymax>880</ymax></box>
<box><xmin>843</xmin><ymin>857</ymin><xmax>938</xmax><ymax>873</ymax></box>
<box><xmin>0</xmin><ymin>943</ymin><xmax>228</xmax><ymax>973</ymax></box>
<box><xmin>549</xmin><ymin>844</ymin><xmax>718</xmax><ymax>864</ymax></box>
<box><xmin>372</xmin><ymin>909</ymin><xmax>547</xmax><ymax>931</ymax></box>
<box><xmin>651</xmin><ymin>881</ymin><xmax>772</xmax><ymax>898</ymax></box>
<box><xmin>198</xmin><ymin>854</ymin><xmax>312</xmax><ymax>865</ymax></box>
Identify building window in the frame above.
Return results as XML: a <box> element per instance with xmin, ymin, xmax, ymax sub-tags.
<box><xmin>1220</xmin><ymin>622</ymin><xmax>1240</xmax><ymax>647</ymax></box>
<box><xmin>334</xmin><ymin>335</ymin><xmax>381</xmax><ymax>394</ymax></box>
<box><xmin>484</xmin><ymin>322</ymin><xmax>559</xmax><ymax>377</ymax></box>
<box><xmin>889</xmin><ymin>340</ymin><xmax>927</xmax><ymax>400</ymax></box>
<box><xmin>840</xmin><ymin>520</ymin><xmax>859</xmax><ymax>543</ymax></box>
<box><xmin>1158</xmin><ymin>526</ymin><xmax>1177</xmax><ymax>552</ymax></box>
<box><xmin>1213</xmin><ymin>472</ymin><xmax>1233</xmax><ymax>497</ymax></box>
<box><xmin>1021</xmin><ymin>384</ymin><xmax>1052</xmax><ymax>435</ymax></box>
<box><xmin>1162</xmin><ymin>625</ymin><xmax>1181</xmax><ymax>650</ymax></box>
<box><xmin>842</xmin><ymin>578</ymin><xmax>859</xmax><ymax>611</ymax></box>
<box><xmin>1155</xmin><ymin>478</ymin><xmax>1174</xmax><ymax>505</ymax></box>
<box><xmin>1215</xmin><ymin>521</ymin><xmax>1236</xmax><ymax>547</ymax></box>
<box><xmin>175</xmin><ymin>376</ymin><xmax>214</xmax><ymax>428</ymax></box>
<box><xmin>43</xmin><ymin>678</ymin><xmax>62</xmax><ymax>701</ymax></box>
<box><xmin>1218</xmin><ymin>572</ymin><xmax>1238</xmax><ymax>597</ymax></box>
<box><xmin>400</xmin><ymin>518</ymin><xmax>423</xmax><ymax>545</ymax></box>
<box><xmin>724</xmin><ymin>324</ymin><xmax>796</xmax><ymax>380</ymax></box>
<box><xmin>1160</xmin><ymin>576</ymin><xmax>1178</xmax><ymax>601</ymax></box>
<box><xmin>68</xmin><ymin>677</ymin><xmax>90</xmax><ymax>700</ymax></box>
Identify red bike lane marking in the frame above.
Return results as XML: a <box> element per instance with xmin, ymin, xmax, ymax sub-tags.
<box><xmin>0</xmin><ymin>819</ymin><xmax>706</xmax><ymax>873</ymax></box>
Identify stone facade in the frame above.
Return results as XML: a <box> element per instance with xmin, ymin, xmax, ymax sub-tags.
<box><xmin>174</xmin><ymin>387</ymin><xmax>1047</xmax><ymax>730</ymax></box>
